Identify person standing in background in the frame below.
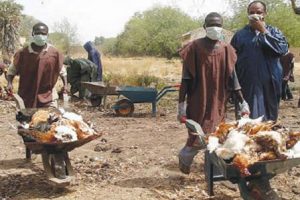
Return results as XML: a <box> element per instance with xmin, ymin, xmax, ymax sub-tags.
<box><xmin>83</xmin><ymin>41</ymin><xmax>102</xmax><ymax>81</ymax></box>
<box><xmin>231</xmin><ymin>1</ymin><xmax>288</xmax><ymax>121</ymax></box>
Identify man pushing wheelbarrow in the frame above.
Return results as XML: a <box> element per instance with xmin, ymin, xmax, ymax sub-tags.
<box><xmin>5</xmin><ymin>23</ymin><xmax>101</xmax><ymax>187</ymax></box>
<box><xmin>177</xmin><ymin>12</ymin><xmax>249</xmax><ymax>175</ymax></box>
<box><xmin>176</xmin><ymin>10</ymin><xmax>300</xmax><ymax>200</ymax></box>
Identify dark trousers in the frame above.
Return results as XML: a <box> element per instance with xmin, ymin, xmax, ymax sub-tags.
<box><xmin>281</xmin><ymin>80</ymin><xmax>293</xmax><ymax>100</ymax></box>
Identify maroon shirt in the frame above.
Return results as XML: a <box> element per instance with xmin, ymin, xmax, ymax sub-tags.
<box><xmin>13</xmin><ymin>44</ymin><xmax>63</xmax><ymax>108</ymax></box>
<box><xmin>180</xmin><ymin>38</ymin><xmax>237</xmax><ymax>133</ymax></box>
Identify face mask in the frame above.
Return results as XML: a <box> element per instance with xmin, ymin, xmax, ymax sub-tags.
<box><xmin>32</xmin><ymin>34</ymin><xmax>48</xmax><ymax>46</ymax></box>
<box><xmin>206</xmin><ymin>27</ymin><xmax>223</xmax><ymax>41</ymax></box>
<box><xmin>248</xmin><ymin>14</ymin><xmax>263</xmax><ymax>21</ymax></box>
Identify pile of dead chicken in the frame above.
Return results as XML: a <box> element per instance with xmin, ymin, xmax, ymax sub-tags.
<box><xmin>207</xmin><ymin>117</ymin><xmax>300</xmax><ymax>176</ymax></box>
<box><xmin>18</xmin><ymin>109</ymin><xmax>97</xmax><ymax>143</ymax></box>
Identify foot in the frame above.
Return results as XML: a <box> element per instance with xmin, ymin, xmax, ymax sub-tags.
<box><xmin>178</xmin><ymin>146</ymin><xmax>201</xmax><ymax>174</ymax></box>
<box><xmin>178</xmin><ymin>154</ymin><xmax>190</xmax><ymax>174</ymax></box>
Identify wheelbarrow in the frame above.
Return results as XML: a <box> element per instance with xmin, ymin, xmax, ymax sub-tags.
<box><xmin>184</xmin><ymin>119</ymin><xmax>300</xmax><ymax>200</ymax></box>
<box><xmin>18</xmin><ymin>129</ymin><xmax>101</xmax><ymax>187</ymax></box>
<box><xmin>81</xmin><ymin>82</ymin><xmax>180</xmax><ymax>116</ymax></box>
<box><xmin>13</xmin><ymin>94</ymin><xmax>102</xmax><ymax>187</ymax></box>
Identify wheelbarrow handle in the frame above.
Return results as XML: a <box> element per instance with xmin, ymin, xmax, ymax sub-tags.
<box><xmin>156</xmin><ymin>84</ymin><xmax>180</xmax><ymax>102</ymax></box>
<box><xmin>183</xmin><ymin>118</ymin><xmax>207</xmax><ymax>148</ymax></box>
<box><xmin>172</xmin><ymin>84</ymin><xmax>181</xmax><ymax>88</ymax></box>
<box><xmin>12</xmin><ymin>93</ymin><xmax>26</xmax><ymax>110</ymax></box>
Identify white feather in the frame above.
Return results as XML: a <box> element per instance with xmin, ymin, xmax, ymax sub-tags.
<box><xmin>54</xmin><ymin>125</ymin><xmax>78</xmax><ymax>142</ymax></box>
<box><xmin>63</xmin><ymin>112</ymin><xmax>83</xmax><ymax>121</ymax></box>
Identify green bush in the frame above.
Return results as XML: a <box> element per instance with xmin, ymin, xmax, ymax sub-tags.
<box><xmin>113</xmin><ymin>6</ymin><xmax>199</xmax><ymax>58</ymax></box>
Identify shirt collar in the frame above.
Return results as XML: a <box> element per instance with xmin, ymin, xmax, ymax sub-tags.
<box><xmin>28</xmin><ymin>43</ymin><xmax>52</xmax><ymax>54</ymax></box>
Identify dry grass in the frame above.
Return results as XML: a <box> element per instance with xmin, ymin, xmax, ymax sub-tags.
<box><xmin>101</xmin><ymin>57</ymin><xmax>182</xmax><ymax>87</ymax></box>
<box><xmin>289</xmin><ymin>62</ymin><xmax>300</xmax><ymax>92</ymax></box>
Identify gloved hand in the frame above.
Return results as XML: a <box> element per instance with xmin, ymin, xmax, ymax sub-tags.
<box><xmin>177</xmin><ymin>102</ymin><xmax>187</xmax><ymax>123</ymax></box>
<box><xmin>239</xmin><ymin>100</ymin><xmax>250</xmax><ymax>117</ymax></box>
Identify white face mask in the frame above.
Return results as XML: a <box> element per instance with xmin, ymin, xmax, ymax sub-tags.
<box><xmin>248</xmin><ymin>14</ymin><xmax>263</xmax><ymax>21</ymax></box>
<box><xmin>206</xmin><ymin>27</ymin><xmax>223</xmax><ymax>41</ymax></box>
<box><xmin>32</xmin><ymin>34</ymin><xmax>48</xmax><ymax>46</ymax></box>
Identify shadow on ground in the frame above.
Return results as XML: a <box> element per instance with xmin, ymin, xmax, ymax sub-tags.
<box><xmin>0</xmin><ymin>158</ymin><xmax>74</xmax><ymax>199</ymax></box>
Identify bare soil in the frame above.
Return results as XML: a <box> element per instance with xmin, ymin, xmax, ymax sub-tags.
<box><xmin>1</xmin><ymin>65</ymin><xmax>300</xmax><ymax>200</ymax></box>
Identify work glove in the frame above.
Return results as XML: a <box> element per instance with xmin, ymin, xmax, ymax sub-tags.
<box><xmin>177</xmin><ymin>102</ymin><xmax>187</xmax><ymax>123</ymax></box>
<box><xmin>239</xmin><ymin>100</ymin><xmax>250</xmax><ymax>117</ymax></box>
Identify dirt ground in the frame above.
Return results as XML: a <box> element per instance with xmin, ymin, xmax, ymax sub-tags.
<box><xmin>1</xmin><ymin>65</ymin><xmax>300</xmax><ymax>200</ymax></box>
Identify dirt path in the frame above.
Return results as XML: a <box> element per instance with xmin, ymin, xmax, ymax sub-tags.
<box><xmin>1</xmin><ymin>64</ymin><xmax>300</xmax><ymax>200</ymax></box>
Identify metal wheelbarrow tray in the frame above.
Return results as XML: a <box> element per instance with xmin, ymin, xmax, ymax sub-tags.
<box><xmin>17</xmin><ymin>128</ymin><xmax>101</xmax><ymax>187</ymax></box>
<box><xmin>205</xmin><ymin>151</ymin><xmax>300</xmax><ymax>199</ymax></box>
<box><xmin>80</xmin><ymin>81</ymin><xmax>118</xmax><ymax>96</ymax></box>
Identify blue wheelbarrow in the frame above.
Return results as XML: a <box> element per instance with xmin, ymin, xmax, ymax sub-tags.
<box><xmin>81</xmin><ymin>82</ymin><xmax>180</xmax><ymax>116</ymax></box>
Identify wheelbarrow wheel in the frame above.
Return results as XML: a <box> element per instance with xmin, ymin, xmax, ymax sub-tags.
<box><xmin>237</xmin><ymin>178</ymin><xmax>279</xmax><ymax>200</ymax></box>
<box><xmin>42</xmin><ymin>153</ymin><xmax>67</xmax><ymax>179</ymax></box>
<box><xmin>90</xmin><ymin>94</ymin><xmax>102</xmax><ymax>107</ymax></box>
<box><xmin>114</xmin><ymin>99</ymin><xmax>134</xmax><ymax>117</ymax></box>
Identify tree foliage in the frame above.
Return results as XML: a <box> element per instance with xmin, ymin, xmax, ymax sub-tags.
<box><xmin>19</xmin><ymin>15</ymin><xmax>39</xmax><ymax>40</ymax></box>
<box><xmin>51</xmin><ymin>18</ymin><xmax>79</xmax><ymax>53</ymax></box>
<box><xmin>114</xmin><ymin>6</ymin><xmax>199</xmax><ymax>58</ymax></box>
<box><xmin>0</xmin><ymin>0</ymin><xmax>23</xmax><ymax>57</ymax></box>
<box><xmin>48</xmin><ymin>32</ymin><xmax>69</xmax><ymax>54</ymax></box>
<box><xmin>94</xmin><ymin>36</ymin><xmax>117</xmax><ymax>55</ymax></box>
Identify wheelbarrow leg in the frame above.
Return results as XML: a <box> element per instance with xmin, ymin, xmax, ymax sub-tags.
<box><xmin>64</xmin><ymin>152</ymin><xmax>74</xmax><ymax>176</ymax></box>
<box><xmin>205</xmin><ymin>151</ymin><xmax>214</xmax><ymax>196</ymax></box>
<box><xmin>42</xmin><ymin>152</ymin><xmax>72</xmax><ymax>187</ymax></box>
<box><xmin>42</xmin><ymin>152</ymin><xmax>67</xmax><ymax>179</ymax></box>
<box><xmin>152</xmin><ymin>101</ymin><xmax>156</xmax><ymax>117</ymax></box>
<box><xmin>240</xmin><ymin>176</ymin><xmax>279</xmax><ymax>200</ymax></box>
<box><xmin>103</xmin><ymin>95</ymin><xmax>107</xmax><ymax>109</ymax></box>
<box><xmin>25</xmin><ymin>147</ymin><xmax>32</xmax><ymax>160</ymax></box>
<box><xmin>42</xmin><ymin>153</ymin><xmax>55</xmax><ymax>179</ymax></box>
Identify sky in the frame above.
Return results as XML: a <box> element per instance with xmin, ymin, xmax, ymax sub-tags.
<box><xmin>15</xmin><ymin>0</ymin><xmax>230</xmax><ymax>43</ymax></box>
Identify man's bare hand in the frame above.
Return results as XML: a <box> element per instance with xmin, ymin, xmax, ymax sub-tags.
<box><xmin>250</xmin><ymin>19</ymin><xmax>267</xmax><ymax>33</ymax></box>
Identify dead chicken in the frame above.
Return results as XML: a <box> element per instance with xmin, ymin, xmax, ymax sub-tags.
<box><xmin>211</xmin><ymin>122</ymin><xmax>237</xmax><ymax>143</ymax></box>
<box><xmin>19</xmin><ymin>109</ymin><xmax>97</xmax><ymax>143</ymax></box>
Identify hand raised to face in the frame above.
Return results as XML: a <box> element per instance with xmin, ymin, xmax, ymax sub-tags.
<box><xmin>248</xmin><ymin>2</ymin><xmax>267</xmax><ymax>33</ymax></box>
<box><xmin>249</xmin><ymin>18</ymin><xmax>266</xmax><ymax>33</ymax></box>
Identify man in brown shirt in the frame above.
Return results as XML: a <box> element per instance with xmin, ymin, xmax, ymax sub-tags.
<box><xmin>177</xmin><ymin>12</ymin><xmax>249</xmax><ymax>174</ymax></box>
<box><xmin>7</xmin><ymin>22</ymin><xmax>67</xmax><ymax>108</ymax></box>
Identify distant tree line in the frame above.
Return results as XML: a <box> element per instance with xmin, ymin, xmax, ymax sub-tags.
<box><xmin>96</xmin><ymin>1</ymin><xmax>300</xmax><ymax>58</ymax></box>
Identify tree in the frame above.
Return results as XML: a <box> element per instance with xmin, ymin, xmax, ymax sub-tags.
<box><xmin>19</xmin><ymin>15</ymin><xmax>39</xmax><ymax>40</ymax></box>
<box><xmin>51</xmin><ymin>18</ymin><xmax>79</xmax><ymax>53</ymax></box>
<box><xmin>115</xmin><ymin>7</ymin><xmax>199</xmax><ymax>58</ymax></box>
<box><xmin>94</xmin><ymin>36</ymin><xmax>105</xmax><ymax>46</ymax></box>
<box><xmin>94</xmin><ymin>36</ymin><xmax>117</xmax><ymax>55</ymax></box>
<box><xmin>48</xmin><ymin>32</ymin><xmax>69</xmax><ymax>54</ymax></box>
<box><xmin>0</xmin><ymin>0</ymin><xmax>23</xmax><ymax>57</ymax></box>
